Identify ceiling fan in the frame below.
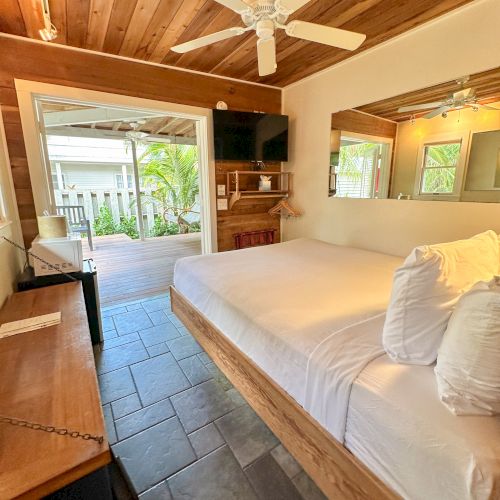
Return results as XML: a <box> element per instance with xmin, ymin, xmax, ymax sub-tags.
<box><xmin>398</xmin><ymin>76</ymin><xmax>500</xmax><ymax>119</ymax></box>
<box><xmin>171</xmin><ymin>0</ymin><xmax>366</xmax><ymax>77</ymax></box>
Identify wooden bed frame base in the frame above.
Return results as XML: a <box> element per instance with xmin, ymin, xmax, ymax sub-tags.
<box><xmin>170</xmin><ymin>286</ymin><xmax>399</xmax><ymax>500</ymax></box>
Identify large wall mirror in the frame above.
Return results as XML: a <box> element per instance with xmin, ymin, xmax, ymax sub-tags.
<box><xmin>330</xmin><ymin>66</ymin><xmax>500</xmax><ymax>202</ymax></box>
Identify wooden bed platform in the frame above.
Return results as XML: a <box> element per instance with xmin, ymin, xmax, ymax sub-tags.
<box><xmin>170</xmin><ymin>286</ymin><xmax>399</xmax><ymax>500</ymax></box>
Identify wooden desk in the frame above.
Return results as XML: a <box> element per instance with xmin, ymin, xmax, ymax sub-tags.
<box><xmin>0</xmin><ymin>282</ymin><xmax>111</xmax><ymax>499</ymax></box>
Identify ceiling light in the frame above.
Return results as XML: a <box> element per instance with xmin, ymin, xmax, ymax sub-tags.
<box><xmin>441</xmin><ymin>112</ymin><xmax>448</xmax><ymax>118</ymax></box>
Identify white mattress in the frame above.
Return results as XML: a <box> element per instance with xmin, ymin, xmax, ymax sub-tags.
<box><xmin>346</xmin><ymin>356</ymin><xmax>500</xmax><ymax>500</ymax></box>
<box><xmin>174</xmin><ymin>238</ymin><xmax>500</xmax><ymax>499</ymax></box>
<box><xmin>174</xmin><ymin>238</ymin><xmax>401</xmax><ymax>404</ymax></box>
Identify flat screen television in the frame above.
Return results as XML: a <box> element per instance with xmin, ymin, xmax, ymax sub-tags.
<box><xmin>213</xmin><ymin>110</ymin><xmax>288</xmax><ymax>162</ymax></box>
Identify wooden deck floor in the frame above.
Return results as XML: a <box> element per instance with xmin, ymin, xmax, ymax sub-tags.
<box><xmin>82</xmin><ymin>233</ymin><xmax>201</xmax><ymax>306</ymax></box>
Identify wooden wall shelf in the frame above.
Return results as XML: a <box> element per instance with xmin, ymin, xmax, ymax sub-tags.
<box><xmin>227</xmin><ymin>171</ymin><xmax>293</xmax><ymax>209</ymax></box>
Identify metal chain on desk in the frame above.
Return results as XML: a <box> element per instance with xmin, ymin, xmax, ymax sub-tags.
<box><xmin>0</xmin><ymin>236</ymin><xmax>78</xmax><ymax>282</ymax></box>
<box><xmin>0</xmin><ymin>415</ymin><xmax>104</xmax><ymax>444</ymax></box>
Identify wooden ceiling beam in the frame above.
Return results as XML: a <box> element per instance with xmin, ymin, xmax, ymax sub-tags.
<box><xmin>17</xmin><ymin>0</ymin><xmax>45</xmax><ymax>39</ymax></box>
<box><xmin>0</xmin><ymin>1</ymin><xmax>28</xmax><ymax>37</ymax></box>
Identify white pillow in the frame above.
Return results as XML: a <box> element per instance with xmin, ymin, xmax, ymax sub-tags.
<box><xmin>383</xmin><ymin>230</ymin><xmax>499</xmax><ymax>365</ymax></box>
<box><xmin>435</xmin><ymin>277</ymin><xmax>500</xmax><ymax>416</ymax></box>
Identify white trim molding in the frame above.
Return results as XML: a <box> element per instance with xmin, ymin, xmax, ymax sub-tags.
<box><xmin>15</xmin><ymin>79</ymin><xmax>217</xmax><ymax>253</ymax></box>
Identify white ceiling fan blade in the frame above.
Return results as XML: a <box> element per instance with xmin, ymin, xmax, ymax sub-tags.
<box><xmin>213</xmin><ymin>0</ymin><xmax>252</xmax><ymax>13</ymax></box>
<box><xmin>171</xmin><ymin>27</ymin><xmax>245</xmax><ymax>53</ymax></box>
<box><xmin>285</xmin><ymin>21</ymin><xmax>366</xmax><ymax>51</ymax></box>
<box><xmin>275</xmin><ymin>0</ymin><xmax>313</xmax><ymax>14</ymax></box>
<box><xmin>475</xmin><ymin>103</ymin><xmax>500</xmax><ymax>111</ymax></box>
<box><xmin>398</xmin><ymin>102</ymin><xmax>445</xmax><ymax>113</ymax></box>
<box><xmin>423</xmin><ymin>106</ymin><xmax>450</xmax><ymax>119</ymax></box>
<box><xmin>257</xmin><ymin>37</ymin><xmax>277</xmax><ymax>77</ymax></box>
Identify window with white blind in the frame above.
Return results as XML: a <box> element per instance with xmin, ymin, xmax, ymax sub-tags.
<box><xmin>335</xmin><ymin>135</ymin><xmax>392</xmax><ymax>199</ymax></box>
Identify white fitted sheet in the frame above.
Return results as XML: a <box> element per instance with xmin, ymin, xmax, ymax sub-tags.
<box><xmin>174</xmin><ymin>238</ymin><xmax>500</xmax><ymax>499</ymax></box>
<box><xmin>345</xmin><ymin>356</ymin><xmax>500</xmax><ymax>500</ymax></box>
<box><xmin>174</xmin><ymin>238</ymin><xmax>401</xmax><ymax>404</ymax></box>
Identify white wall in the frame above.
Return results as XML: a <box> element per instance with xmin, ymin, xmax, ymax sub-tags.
<box><xmin>0</xmin><ymin>111</ymin><xmax>24</xmax><ymax>307</ymax></box>
<box><xmin>282</xmin><ymin>0</ymin><xmax>500</xmax><ymax>256</ymax></box>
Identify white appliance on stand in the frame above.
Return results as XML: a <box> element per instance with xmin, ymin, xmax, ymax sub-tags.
<box><xmin>31</xmin><ymin>235</ymin><xmax>83</xmax><ymax>277</ymax></box>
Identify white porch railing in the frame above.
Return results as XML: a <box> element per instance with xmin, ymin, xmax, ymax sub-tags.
<box><xmin>54</xmin><ymin>188</ymin><xmax>160</xmax><ymax>235</ymax></box>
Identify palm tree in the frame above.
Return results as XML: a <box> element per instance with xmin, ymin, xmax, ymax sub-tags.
<box><xmin>139</xmin><ymin>143</ymin><xmax>199</xmax><ymax>233</ymax></box>
<box><xmin>422</xmin><ymin>143</ymin><xmax>460</xmax><ymax>193</ymax></box>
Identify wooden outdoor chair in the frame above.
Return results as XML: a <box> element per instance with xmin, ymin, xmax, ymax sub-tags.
<box><xmin>56</xmin><ymin>205</ymin><xmax>94</xmax><ymax>251</ymax></box>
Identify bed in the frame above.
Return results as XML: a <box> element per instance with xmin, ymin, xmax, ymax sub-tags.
<box><xmin>171</xmin><ymin>238</ymin><xmax>500</xmax><ymax>499</ymax></box>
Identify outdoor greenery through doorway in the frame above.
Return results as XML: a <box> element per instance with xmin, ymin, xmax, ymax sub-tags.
<box><xmin>93</xmin><ymin>143</ymin><xmax>201</xmax><ymax>239</ymax></box>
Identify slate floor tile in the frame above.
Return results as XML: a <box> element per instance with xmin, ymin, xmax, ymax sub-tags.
<box><xmin>168</xmin><ymin>446</ymin><xmax>257</xmax><ymax>500</ymax></box>
<box><xmin>167</xmin><ymin>335</ymin><xmax>203</xmax><ymax>361</ymax></box>
<box><xmin>171</xmin><ymin>380</ymin><xmax>236</xmax><ymax>434</ymax></box>
<box><xmin>188</xmin><ymin>423</ymin><xmax>225</xmax><ymax>459</ymax></box>
<box><xmin>112</xmin><ymin>393</ymin><xmax>142</xmax><ymax>420</ymax></box>
<box><xmin>115</xmin><ymin>398</ymin><xmax>175</xmax><ymax>441</ymax></box>
<box><xmin>95</xmin><ymin>341</ymin><xmax>149</xmax><ymax>375</ymax></box>
<box><xmin>127</xmin><ymin>303</ymin><xmax>144</xmax><ymax>312</ymax></box>
<box><xmin>102</xmin><ymin>316</ymin><xmax>115</xmax><ymax>332</ymax></box>
<box><xmin>148</xmin><ymin>310</ymin><xmax>169</xmax><ymax>326</ymax></box>
<box><xmin>102</xmin><ymin>332</ymin><xmax>140</xmax><ymax>350</ymax></box>
<box><xmin>113</xmin><ymin>417</ymin><xmax>196</xmax><ymax>494</ymax></box>
<box><xmin>197</xmin><ymin>352</ymin><xmax>212</xmax><ymax>365</ymax></box>
<box><xmin>176</xmin><ymin>326</ymin><xmax>190</xmax><ymax>336</ymax></box>
<box><xmin>206</xmin><ymin>362</ymin><xmax>233</xmax><ymax>391</ymax></box>
<box><xmin>98</xmin><ymin>367</ymin><xmax>136</xmax><ymax>404</ymax></box>
<box><xmin>131</xmin><ymin>353</ymin><xmax>190</xmax><ymax>406</ymax></box>
<box><xmin>167</xmin><ymin>314</ymin><xmax>184</xmax><ymax>328</ymax></box>
<box><xmin>226</xmin><ymin>388</ymin><xmax>246</xmax><ymax>408</ymax></box>
<box><xmin>103</xmin><ymin>404</ymin><xmax>117</xmax><ymax>445</ymax></box>
<box><xmin>113</xmin><ymin>310</ymin><xmax>153</xmax><ymax>336</ymax></box>
<box><xmin>103</xmin><ymin>329</ymin><xmax>118</xmax><ymax>340</ymax></box>
<box><xmin>292</xmin><ymin>471</ymin><xmax>327</xmax><ymax>500</ymax></box>
<box><xmin>147</xmin><ymin>343</ymin><xmax>169</xmax><ymax>357</ymax></box>
<box><xmin>139</xmin><ymin>324</ymin><xmax>180</xmax><ymax>347</ymax></box>
<box><xmin>102</xmin><ymin>306</ymin><xmax>127</xmax><ymax>318</ymax></box>
<box><xmin>245</xmin><ymin>453</ymin><xmax>302</xmax><ymax>500</ymax></box>
<box><xmin>142</xmin><ymin>297</ymin><xmax>170</xmax><ymax>313</ymax></box>
<box><xmin>139</xmin><ymin>481</ymin><xmax>172</xmax><ymax>500</ymax></box>
<box><xmin>271</xmin><ymin>444</ymin><xmax>302</xmax><ymax>479</ymax></box>
<box><xmin>215</xmin><ymin>405</ymin><xmax>279</xmax><ymax>468</ymax></box>
<box><xmin>178</xmin><ymin>355</ymin><xmax>211</xmax><ymax>386</ymax></box>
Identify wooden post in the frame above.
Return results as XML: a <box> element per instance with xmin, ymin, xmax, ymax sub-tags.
<box><xmin>130</xmin><ymin>139</ymin><xmax>145</xmax><ymax>241</ymax></box>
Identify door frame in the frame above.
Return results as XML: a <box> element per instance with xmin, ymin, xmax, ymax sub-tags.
<box><xmin>15</xmin><ymin>79</ymin><xmax>216</xmax><ymax>253</ymax></box>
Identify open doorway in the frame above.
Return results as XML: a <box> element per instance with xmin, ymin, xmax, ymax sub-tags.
<box><xmin>36</xmin><ymin>97</ymin><xmax>205</xmax><ymax>305</ymax></box>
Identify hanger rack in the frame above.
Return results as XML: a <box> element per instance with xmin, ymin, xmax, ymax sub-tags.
<box><xmin>268</xmin><ymin>198</ymin><xmax>301</xmax><ymax>218</ymax></box>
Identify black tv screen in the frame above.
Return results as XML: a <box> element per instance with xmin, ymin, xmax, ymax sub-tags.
<box><xmin>213</xmin><ymin>110</ymin><xmax>288</xmax><ymax>162</ymax></box>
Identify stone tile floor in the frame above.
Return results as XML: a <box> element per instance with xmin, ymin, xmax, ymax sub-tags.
<box><xmin>95</xmin><ymin>293</ymin><xmax>326</xmax><ymax>500</ymax></box>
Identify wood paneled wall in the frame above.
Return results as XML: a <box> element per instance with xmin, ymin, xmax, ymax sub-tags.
<box><xmin>0</xmin><ymin>35</ymin><xmax>281</xmax><ymax>245</ymax></box>
<box><xmin>215</xmin><ymin>161</ymin><xmax>281</xmax><ymax>251</ymax></box>
<box><xmin>331</xmin><ymin>109</ymin><xmax>397</xmax><ymax>138</ymax></box>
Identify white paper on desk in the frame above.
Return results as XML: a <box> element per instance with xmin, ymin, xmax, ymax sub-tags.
<box><xmin>0</xmin><ymin>312</ymin><xmax>61</xmax><ymax>339</ymax></box>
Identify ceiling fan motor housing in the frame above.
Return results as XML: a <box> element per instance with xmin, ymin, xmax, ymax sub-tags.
<box><xmin>256</xmin><ymin>19</ymin><xmax>275</xmax><ymax>39</ymax></box>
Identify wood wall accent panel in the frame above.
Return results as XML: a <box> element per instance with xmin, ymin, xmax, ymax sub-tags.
<box><xmin>0</xmin><ymin>0</ymin><xmax>475</xmax><ymax>87</ymax></box>
<box><xmin>215</xmin><ymin>161</ymin><xmax>282</xmax><ymax>252</ymax></box>
<box><xmin>0</xmin><ymin>35</ymin><xmax>281</xmax><ymax>245</ymax></box>
<box><xmin>170</xmin><ymin>287</ymin><xmax>399</xmax><ymax>500</ymax></box>
<box><xmin>331</xmin><ymin>109</ymin><xmax>397</xmax><ymax>138</ymax></box>
<box><xmin>356</xmin><ymin>66</ymin><xmax>500</xmax><ymax>122</ymax></box>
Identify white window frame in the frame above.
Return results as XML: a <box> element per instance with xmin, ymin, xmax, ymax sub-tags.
<box><xmin>15</xmin><ymin>79</ymin><xmax>216</xmax><ymax>253</ymax></box>
<box><xmin>413</xmin><ymin>131</ymin><xmax>469</xmax><ymax>201</ymax></box>
<box><xmin>338</xmin><ymin>131</ymin><xmax>394</xmax><ymax>199</ymax></box>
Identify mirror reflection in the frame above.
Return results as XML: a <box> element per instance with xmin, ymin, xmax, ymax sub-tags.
<box><xmin>330</xmin><ymin>68</ymin><xmax>500</xmax><ymax>202</ymax></box>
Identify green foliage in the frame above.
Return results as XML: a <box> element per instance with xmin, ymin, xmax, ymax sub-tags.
<box><xmin>93</xmin><ymin>205</ymin><xmax>119</xmax><ymax>236</ymax></box>
<box><xmin>189</xmin><ymin>221</ymin><xmax>201</xmax><ymax>233</ymax></box>
<box><xmin>421</xmin><ymin>143</ymin><xmax>460</xmax><ymax>194</ymax></box>
<box><xmin>150</xmin><ymin>217</ymin><xmax>180</xmax><ymax>237</ymax></box>
<box><xmin>139</xmin><ymin>143</ymin><xmax>200</xmax><ymax>233</ymax></box>
<box><xmin>118</xmin><ymin>215</ymin><xmax>139</xmax><ymax>239</ymax></box>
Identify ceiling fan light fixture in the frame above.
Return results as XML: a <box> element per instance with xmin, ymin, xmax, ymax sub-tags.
<box><xmin>441</xmin><ymin>111</ymin><xmax>448</xmax><ymax>118</ymax></box>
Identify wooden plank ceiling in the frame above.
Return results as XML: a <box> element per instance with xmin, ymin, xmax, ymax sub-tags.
<box><xmin>0</xmin><ymin>0</ymin><xmax>475</xmax><ymax>87</ymax></box>
<box><xmin>356</xmin><ymin>66</ymin><xmax>500</xmax><ymax>122</ymax></box>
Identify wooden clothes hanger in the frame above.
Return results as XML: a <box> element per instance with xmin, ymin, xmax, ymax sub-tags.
<box><xmin>268</xmin><ymin>198</ymin><xmax>301</xmax><ymax>217</ymax></box>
